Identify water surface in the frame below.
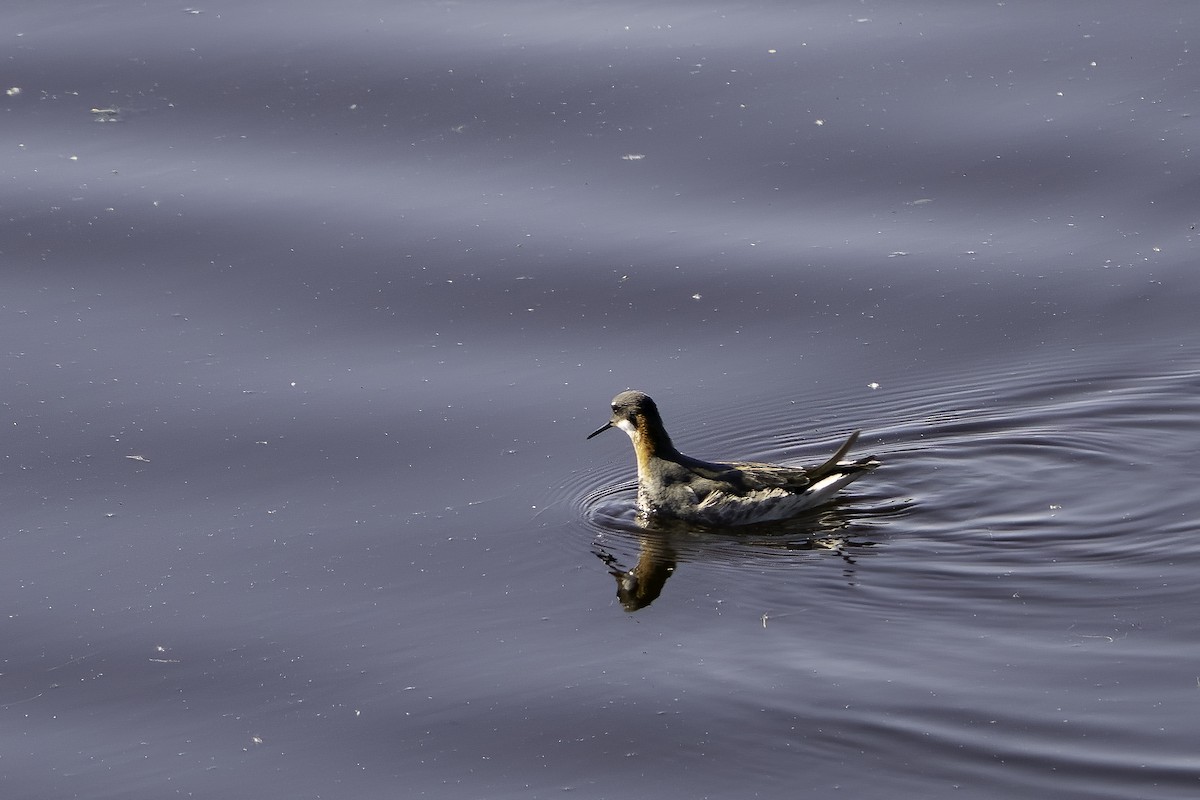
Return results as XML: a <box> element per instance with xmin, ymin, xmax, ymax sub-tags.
<box><xmin>3</xmin><ymin>1</ymin><xmax>1199</xmax><ymax>798</ymax></box>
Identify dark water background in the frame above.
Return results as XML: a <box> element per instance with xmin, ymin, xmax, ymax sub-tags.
<box><xmin>3</xmin><ymin>1</ymin><xmax>1199</xmax><ymax>797</ymax></box>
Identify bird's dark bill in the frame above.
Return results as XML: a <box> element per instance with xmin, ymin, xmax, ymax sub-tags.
<box><xmin>587</xmin><ymin>422</ymin><xmax>613</xmax><ymax>439</ymax></box>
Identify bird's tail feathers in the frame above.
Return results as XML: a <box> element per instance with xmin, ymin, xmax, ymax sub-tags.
<box><xmin>809</xmin><ymin>430</ymin><xmax>872</xmax><ymax>481</ymax></box>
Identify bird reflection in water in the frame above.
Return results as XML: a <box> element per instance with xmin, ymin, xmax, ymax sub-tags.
<box><xmin>593</xmin><ymin>531</ymin><xmax>677</xmax><ymax>612</ymax></box>
<box><xmin>591</xmin><ymin>506</ymin><xmax>878</xmax><ymax>612</ymax></box>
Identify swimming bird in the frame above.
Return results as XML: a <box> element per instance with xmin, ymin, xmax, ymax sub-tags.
<box><xmin>587</xmin><ymin>390</ymin><xmax>879</xmax><ymax>526</ymax></box>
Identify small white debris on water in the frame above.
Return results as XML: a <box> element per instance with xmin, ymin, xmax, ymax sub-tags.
<box><xmin>867</xmin><ymin>382</ymin><xmax>880</xmax><ymax>390</ymax></box>
<box><xmin>621</xmin><ymin>153</ymin><xmax>645</xmax><ymax>161</ymax></box>
<box><xmin>6</xmin><ymin>87</ymin><xmax>20</xmax><ymax>96</ymax></box>
<box><xmin>126</xmin><ymin>454</ymin><xmax>150</xmax><ymax>462</ymax></box>
<box><xmin>148</xmin><ymin>644</ymin><xmax>181</xmax><ymax>664</ymax></box>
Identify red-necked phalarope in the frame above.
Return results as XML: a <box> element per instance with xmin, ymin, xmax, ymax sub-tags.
<box><xmin>588</xmin><ymin>390</ymin><xmax>880</xmax><ymax>526</ymax></box>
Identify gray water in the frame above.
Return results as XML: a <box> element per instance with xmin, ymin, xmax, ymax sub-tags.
<box><xmin>3</xmin><ymin>1</ymin><xmax>1199</xmax><ymax>798</ymax></box>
